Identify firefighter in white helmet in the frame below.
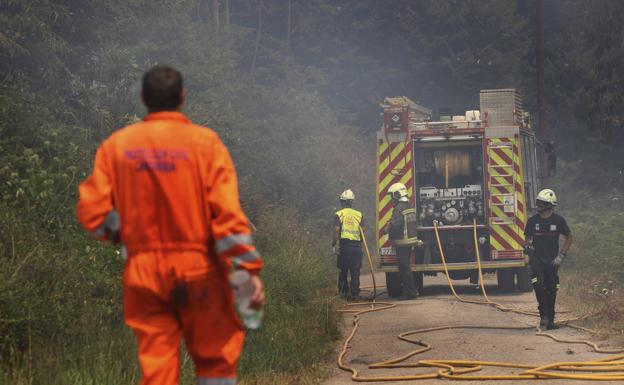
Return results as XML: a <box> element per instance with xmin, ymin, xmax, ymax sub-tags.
<box><xmin>332</xmin><ymin>189</ymin><xmax>365</xmax><ymax>299</ymax></box>
<box><xmin>386</xmin><ymin>182</ymin><xmax>418</xmax><ymax>300</ymax></box>
<box><xmin>524</xmin><ymin>188</ymin><xmax>573</xmax><ymax>329</ymax></box>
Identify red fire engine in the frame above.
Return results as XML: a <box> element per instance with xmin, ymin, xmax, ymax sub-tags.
<box><xmin>376</xmin><ymin>89</ymin><xmax>540</xmax><ymax>296</ymax></box>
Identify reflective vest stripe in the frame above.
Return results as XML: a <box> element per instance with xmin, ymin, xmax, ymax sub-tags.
<box><xmin>336</xmin><ymin>208</ymin><xmax>362</xmax><ymax>241</ymax></box>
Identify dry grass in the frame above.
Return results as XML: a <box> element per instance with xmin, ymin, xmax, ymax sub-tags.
<box><xmin>240</xmin><ymin>363</ymin><xmax>330</xmax><ymax>385</ymax></box>
<box><xmin>559</xmin><ymin>272</ymin><xmax>624</xmax><ymax>345</ymax></box>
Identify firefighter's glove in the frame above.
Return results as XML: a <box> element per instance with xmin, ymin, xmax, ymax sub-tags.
<box><xmin>332</xmin><ymin>245</ymin><xmax>340</xmax><ymax>256</ymax></box>
<box><xmin>523</xmin><ymin>244</ymin><xmax>535</xmax><ymax>258</ymax></box>
<box><xmin>551</xmin><ymin>252</ymin><xmax>566</xmax><ymax>267</ymax></box>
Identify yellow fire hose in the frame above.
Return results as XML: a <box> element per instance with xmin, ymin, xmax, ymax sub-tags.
<box><xmin>336</xmin><ymin>223</ymin><xmax>624</xmax><ymax>381</ymax></box>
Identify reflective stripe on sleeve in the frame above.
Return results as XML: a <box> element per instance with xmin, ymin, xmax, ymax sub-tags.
<box><xmin>531</xmin><ymin>277</ymin><xmax>538</xmax><ymax>284</ymax></box>
<box><xmin>231</xmin><ymin>250</ymin><xmax>262</xmax><ymax>267</ymax></box>
<box><xmin>197</xmin><ymin>378</ymin><xmax>236</xmax><ymax>385</ymax></box>
<box><xmin>216</xmin><ymin>234</ymin><xmax>253</xmax><ymax>253</ymax></box>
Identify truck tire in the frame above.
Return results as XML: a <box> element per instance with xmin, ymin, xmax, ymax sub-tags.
<box><xmin>497</xmin><ymin>269</ymin><xmax>515</xmax><ymax>292</ymax></box>
<box><xmin>386</xmin><ymin>272</ymin><xmax>402</xmax><ymax>298</ymax></box>
<box><xmin>413</xmin><ymin>272</ymin><xmax>424</xmax><ymax>295</ymax></box>
<box><xmin>515</xmin><ymin>265</ymin><xmax>533</xmax><ymax>292</ymax></box>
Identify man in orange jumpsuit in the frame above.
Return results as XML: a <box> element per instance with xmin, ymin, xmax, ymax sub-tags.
<box><xmin>76</xmin><ymin>65</ymin><xmax>264</xmax><ymax>385</ymax></box>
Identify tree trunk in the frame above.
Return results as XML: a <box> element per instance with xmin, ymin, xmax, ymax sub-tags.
<box><xmin>535</xmin><ymin>0</ymin><xmax>547</xmax><ymax>180</ymax></box>
<box><xmin>225</xmin><ymin>0</ymin><xmax>230</xmax><ymax>33</ymax></box>
<box><xmin>287</xmin><ymin>0</ymin><xmax>292</xmax><ymax>50</ymax></box>
<box><xmin>251</xmin><ymin>0</ymin><xmax>263</xmax><ymax>73</ymax></box>
<box><xmin>212</xmin><ymin>0</ymin><xmax>220</xmax><ymax>33</ymax></box>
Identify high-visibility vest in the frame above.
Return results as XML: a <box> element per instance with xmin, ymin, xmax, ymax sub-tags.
<box><xmin>336</xmin><ymin>208</ymin><xmax>362</xmax><ymax>241</ymax></box>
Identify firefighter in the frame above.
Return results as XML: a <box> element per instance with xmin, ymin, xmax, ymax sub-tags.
<box><xmin>332</xmin><ymin>189</ymin><xmax>364</xmax><ymax>299</ymax></box>
<box><xmin>76</xmin><ymin>65</ymin><xmax>264</xmax><ymax>385</ymax></box>
<box><xmin>386</xmin><ymin>182</ymin><xmax>418</xmax><ymax>300</ymax></box>
<box><xmin>524</xmin><ymin>188</ymin><xmax>572</xmax><ymax>330</ymax></box>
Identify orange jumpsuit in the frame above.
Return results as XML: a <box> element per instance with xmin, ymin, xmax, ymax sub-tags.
<box><xmin>76</xmin><ymin>111</ymin><xmax>263</xmax><ymax>385</ymax></box>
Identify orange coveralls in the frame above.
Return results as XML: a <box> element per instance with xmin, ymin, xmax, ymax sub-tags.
<box><xmin>76</xmin><ymin>111</ymin><xmax>263</xmax><ymax>385</ymax></box>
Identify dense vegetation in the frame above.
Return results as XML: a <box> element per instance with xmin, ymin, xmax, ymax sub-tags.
<box><xmin>1</xmin><ymin>0</ymin><xmax>623</xmax><ymax>383</ymax></box>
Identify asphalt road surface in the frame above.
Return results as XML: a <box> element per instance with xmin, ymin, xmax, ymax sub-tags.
<box><xmin>323</xmin><ymin>272</ymin><xmax>622</xmax><ymax>385</ymax></box>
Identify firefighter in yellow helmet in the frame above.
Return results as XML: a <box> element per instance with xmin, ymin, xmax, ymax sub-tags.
<box><xmin>332</xmin><ymin>189</ymin><xmax>364</xmax><ymax>299</ymax></box>
<box><xmin>386</xmin><ymin>182</ymin><xmax>418</xmax><ymax>300</ymax></box>
<box><xmin>524</xmin><ymin>188</ymin><xmax>573</xmax><ymax>330</ymax></box>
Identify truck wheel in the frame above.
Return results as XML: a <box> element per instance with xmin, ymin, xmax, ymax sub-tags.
<box><xmin>515</xmin><ymin>265</ymin><xmax>533</xmax><ymax>292</ymax></box>
<box><xmin>497</xmin><ymin>269</ymin><xmax>515</xmax><ymax>292</ymax></box>
<box><xmin>413</xmin><ymin>272</ymin><xmax>424</xmax><ymax>295</ymax></box>
<box><xmin>385</xmin><ymin>272</ymin><xmax>402</xmax><ymax>298</ymax></box>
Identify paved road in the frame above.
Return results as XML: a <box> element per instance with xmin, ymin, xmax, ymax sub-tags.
<box><xmin>323</xmin><ymin>272</ymin><xmax>622</xmax><ymax>384</ymax></box>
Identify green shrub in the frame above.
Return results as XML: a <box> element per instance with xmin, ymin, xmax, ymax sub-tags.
<box><xmin>238</xmin><ymin>208</ymin><xmax>341</xmax><ymax>384</ymax></box>
<box><xmin>0</xmin><ymin>204</ymin><xmax>340</xmax><ymax>385</ymax></box>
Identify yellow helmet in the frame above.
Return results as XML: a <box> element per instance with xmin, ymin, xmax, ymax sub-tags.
<box><xmin>339</xmin><ymin>189</ymin><xmax>355</xmax><ymax>201</ymax></box>
<box><xmin>387</xmin><ymin>182</ymin><xmax>409</xmax><ymax>201</ymax></box>
<box><xmin>536</xmin><ymin>188</ymin><xmax>557</xmax><ymax>206</ymax></box>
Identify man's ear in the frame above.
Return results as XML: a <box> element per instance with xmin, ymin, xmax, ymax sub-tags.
<box><xmin>177</xmin><ymin>88</ymin><xmax>188</xmax><ymax>109</ymax></box>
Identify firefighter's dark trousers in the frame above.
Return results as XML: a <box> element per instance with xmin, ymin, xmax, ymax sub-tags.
<box><xmin>337</xmin><ymin>244</ymin><xmax>362</xmax><ymax>297</ymax></box>
<box><xmin>397</xmin><ymin>246</ymin><xmax>417</xmax><ymax>298</ymax></box>
<box><xmin>530</xmin><ymin>260</ymin><xmax>559</xmax><ymax>322</ymax></box>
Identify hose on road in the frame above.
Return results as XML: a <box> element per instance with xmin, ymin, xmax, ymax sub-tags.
<box><xmin>336</xmin><ymin>222</ymin><xmax>624</xmax><ymax>381</ymax></box>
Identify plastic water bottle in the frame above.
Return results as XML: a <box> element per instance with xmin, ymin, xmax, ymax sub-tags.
<box><xmin>231</xmin><ymin>270</ymin><xmax>264</xmax><ymax>330</ymax></box>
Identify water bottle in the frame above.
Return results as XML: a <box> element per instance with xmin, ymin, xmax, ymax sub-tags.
<box><xmin>231</xmin><ymin>270</ymin><xmax>264</xmax><ymax>330</ymax></box>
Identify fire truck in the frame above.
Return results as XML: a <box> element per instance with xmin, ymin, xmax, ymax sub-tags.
<box><xmin>376</xmin><ymin>89</ymin><xmax>540</xmax><ymax>296</ymax></box>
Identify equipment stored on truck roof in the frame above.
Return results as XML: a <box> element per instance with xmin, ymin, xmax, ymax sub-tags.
<box><xmin>376</xmin><ymin>90</ymin><xmax>540</xmax><ymax>296</ymax></box>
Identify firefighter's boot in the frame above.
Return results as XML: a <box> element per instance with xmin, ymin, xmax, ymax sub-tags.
<box><xmin>546</xmin><ymin>321</ymin><xmax>559</xmax><ymax>330</ymax></box>
<box><xmin>546</xmin><ymin>288</ymin><xmax>558</xmax><ymax>330</ymax></box>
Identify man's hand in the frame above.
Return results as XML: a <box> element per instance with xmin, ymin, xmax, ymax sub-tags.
<box><xmin>249</xmin><ymin>275</ymin><xmax>265</xmax><ymax>310</ymax></box>
<box><xmin>551</xmin><ymin>252</ymin><xmax>566</xmax><ymax>267</ymax></box>
<box><xmin>105</xmin><ymin>209</ymin><xmax>121</xmax><ymax>243</ymax></box>
<box><xmin>332</xmin><ymin>245</ymin><xmax>340</xmax><ymax>256</ymax></box>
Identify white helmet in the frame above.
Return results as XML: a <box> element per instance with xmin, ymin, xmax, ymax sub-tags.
<box><xmin>536</xmin><ymin>188</ymin><xmax>557</xmax><ymax>206</ymax></box>
<box><xmin>339</xmin><ymin>189</ymin><xmax>355</xmax><ymax>201</ymax></box>
<box><xmin>387</xmin><ymin>182</ymin><xmax>409</xmax><ymax>201</ymax></box>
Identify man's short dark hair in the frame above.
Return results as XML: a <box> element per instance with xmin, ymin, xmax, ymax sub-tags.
<box><xmin>142</xmin><ymin>65</ymin><xmax>184</xmax><ymax>112</ymax></box>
